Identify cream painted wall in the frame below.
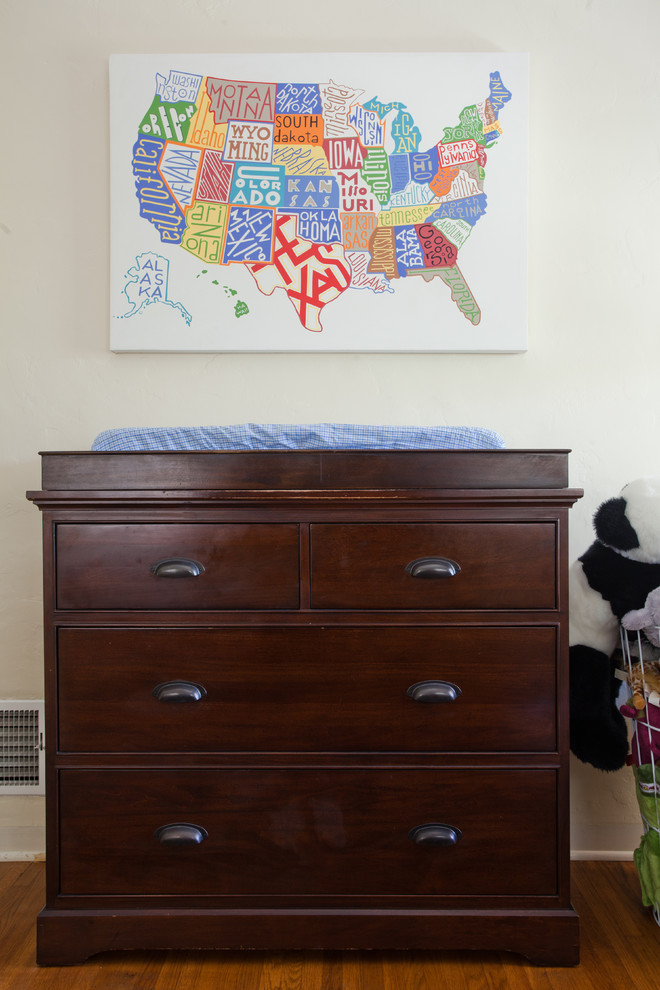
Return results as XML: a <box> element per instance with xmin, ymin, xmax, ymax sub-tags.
<box><xmin>2</xmin><ymin>0</ymin><xmax>659</xmax><ymax>857</ymax></box>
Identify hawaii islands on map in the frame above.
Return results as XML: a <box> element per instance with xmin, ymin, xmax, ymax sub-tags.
<box><xmin>111</xmin><ymin>54</ymin><xmax>528</xmax><ymax>351</ymax></box>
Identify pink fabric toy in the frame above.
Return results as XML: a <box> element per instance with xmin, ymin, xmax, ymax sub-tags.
<box><xmin>621</xmin><ymin>697</ymin><xmax>660</xmax><ymax>767</ymax></box>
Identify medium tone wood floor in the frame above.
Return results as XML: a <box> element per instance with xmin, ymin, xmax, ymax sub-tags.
<box><xmin>1</xmin><ymin>861</ymin><xmax>659</xmax><ymax>989</ymax></box>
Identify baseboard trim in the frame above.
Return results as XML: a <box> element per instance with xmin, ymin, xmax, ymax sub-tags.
<box><xmin>570</xmin><ymin>821</ymin><xmax>642</xmax><ymax>861</ymax></box>
<box><xmin>0</xmin><ymin>826</ymin><xmax>45</xmax><ymax>861</ymax></box>
<box><xmin>571</xmin><ymin>849</ymin><xmax>634</xmax><ymax>861</ymax></box>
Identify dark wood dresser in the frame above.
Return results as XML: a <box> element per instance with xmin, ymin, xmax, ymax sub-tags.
<box><xmin>27</xmin><ymin>449</ymin><xmax>582</xmax><ymax>966</ymax></box>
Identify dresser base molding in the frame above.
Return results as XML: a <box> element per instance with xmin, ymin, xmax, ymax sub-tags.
<box><xmin>37</xmin><ymin>906</ymin><xmax>580</xmax><ymax>967</ymax></box>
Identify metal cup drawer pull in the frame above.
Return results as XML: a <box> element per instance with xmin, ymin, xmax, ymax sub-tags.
<box><xmin>153</xmin><ymin>680</ymin><xmax>207</xmax><ymax>703</ymax></box>
<box><xmin>409</xmin><ymin>824</ymin><xmax>462</xmax><ymax>847</ymax></box>
<box><xmin>407</xmin><ymin>680</ymin><xmax>462</xmax><ymax>703</ymax></box>
<box><xmin>150</xmin><ymin>557</ymin><xmax>205</xmax><ymax>578</ymax></box>
<box><xmin>155</xmin><ymin>823</ymin><xmax>208</xmax><ymax>847</ymax></box>
<box><xmin>405</xmin><ymin>557</ymin><xmax>461</xmax><ymax>579</ymax></box>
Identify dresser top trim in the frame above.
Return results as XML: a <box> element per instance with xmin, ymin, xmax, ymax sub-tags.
<box><xmin>32</xmin><ymin>450</ymin><xmax>573</xmax><ymax>493</ymax></box>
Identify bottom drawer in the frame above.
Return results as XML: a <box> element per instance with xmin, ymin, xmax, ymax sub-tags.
<box><xmin>58</xmin><ymin>769</ymin><xmax>557</xmax><ymax>897</ymax></box>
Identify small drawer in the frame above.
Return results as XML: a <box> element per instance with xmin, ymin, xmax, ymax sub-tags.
<box><xmin>58</xmin><ymin>768</ymin><xmax>558</xmax><ymax>897</ymax></box>
<box><xmin>55</xmin><ymin>524</ymin><xmax>299</xmax><ymax>610</ymax></box>
<box><xmin>57</xmin><ymin>626</ymin><xmax>557</xmax><ymax>753</ymax></box>
<box><xmin>310</xmin><ymin>523</ymin><xmax>557</xmax><ymax>610</ymax></box>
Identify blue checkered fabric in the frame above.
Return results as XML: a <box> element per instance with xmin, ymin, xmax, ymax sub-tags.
<box><xmin>91</xmin><ymin>424</ymin><xmax>505</xmax><ymax>451</ymax></box>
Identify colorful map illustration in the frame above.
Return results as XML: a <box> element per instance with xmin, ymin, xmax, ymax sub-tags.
<box><xmin>127</xmin><ymin>65</ymin><xmax>512</xmax><ymax>334</ymax></box>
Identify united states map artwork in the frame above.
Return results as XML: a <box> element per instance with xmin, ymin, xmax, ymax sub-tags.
<box><xmin>111</xmin><ymin>55</ymin><xmax>528</xmax><ymax>351</ymax></box>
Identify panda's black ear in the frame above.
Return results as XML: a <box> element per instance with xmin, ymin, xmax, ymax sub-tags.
<box><xmin>593</xmin><ymin>497</ymin><xmax>640</xmax><ymax>550</ymax></box>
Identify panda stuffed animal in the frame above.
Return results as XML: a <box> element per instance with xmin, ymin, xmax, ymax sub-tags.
<box><xmin>570</xmin><ymin>477</ymin><xmax>660</xmax><ymax>770</ymax></box>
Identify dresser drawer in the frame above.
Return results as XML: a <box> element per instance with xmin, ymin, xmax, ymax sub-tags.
<box><xmin>58</xmin><ymin>769</ymin><xmax>558</xmax><ymax>897</ymax></box>
<box><xmin>57</xmin><ymin>626</ymin><xmax>557</xmax><ymax>754</ymax></box>
<box><xmin>310</xmin><ymin>523</ymin><xmax>556</xmax><ymax>609</ymax></box>
<box><xmin>55</xmin><ymin>524</ymin><xmax>300</xmax><ymax>609</ymax></box>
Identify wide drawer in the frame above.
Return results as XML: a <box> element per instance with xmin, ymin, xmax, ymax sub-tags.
<box><xmin>310</xmin><ymin>523</ymin><xmax>557</xmax><ymax>609</ymax></box>
<box><xmin>57</xmin><ymin>626</ymin><xmax>557</xmax><ymax>753</ymax></box>
<box><xmin>55</xmin><ymin>524</ymin><xmax>300</xmax><ymax>609</ymax></box>
<box><xmin>58</xmin><ymin>769</ymin><xmax>558</xmax><ymax>897</ymax></box>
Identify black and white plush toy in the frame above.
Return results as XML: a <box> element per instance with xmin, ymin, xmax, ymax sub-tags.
<box><xmin>570</xmin><ymin>477</ymin><xmax>660</xmax><ymax>770</ymax></box>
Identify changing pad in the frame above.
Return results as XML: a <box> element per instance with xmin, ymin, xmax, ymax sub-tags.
<box><xmin>91</xmin><ymin>424</ymin><xmax>505</xmax><ymax>452</ymax></box>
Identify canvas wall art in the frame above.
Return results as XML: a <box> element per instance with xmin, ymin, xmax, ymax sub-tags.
<box><xmin>110</xmin><ymin>53</ymin><xmax>529</xmax><ymax>352</ymax></box>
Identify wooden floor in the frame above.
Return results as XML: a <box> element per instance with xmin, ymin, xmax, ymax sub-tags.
<box><xmin>1</xmin><ymin>861</ymin><xmax>659</xmax><ymax>989</ymax></box>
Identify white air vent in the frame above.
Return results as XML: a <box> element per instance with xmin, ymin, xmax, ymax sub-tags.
<box><xmin>0</xmin><ymin>702</ymin><xmax>45</xmax><ymax>795</ymax></box>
